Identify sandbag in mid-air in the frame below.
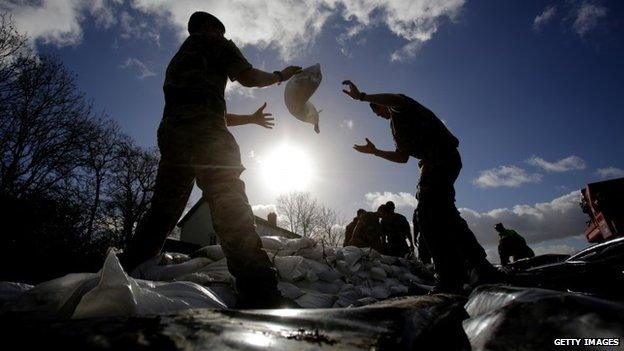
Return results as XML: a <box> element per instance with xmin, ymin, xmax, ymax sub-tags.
<box><xmin>284</xmin><ymin>63</ymin><xmax>322</xmax><ymax>133</ymax></box>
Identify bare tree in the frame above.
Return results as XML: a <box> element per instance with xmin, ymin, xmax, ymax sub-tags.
<box><xmin>276</xmin><ymin>192</ymin><xmax>346</xmax><ymax>246</ymax></box>
<box><xmin>0</xmin><ymin>54</ymin><xmax>91</xmax><ymax>197</ymax></box>
<box><xmin>276</xmin><ymin>191</ymin><xmax>321</xmax><ymax>237</ymax></box>
<box><xmin>312</xmin><ymin>206</ymin><xmax>346</xmax><ymax>247</ymax></box>
<box><xmin>102</xmin><ymin>140</ymin><xmax>158</xmax><ymax>245</ymax></box>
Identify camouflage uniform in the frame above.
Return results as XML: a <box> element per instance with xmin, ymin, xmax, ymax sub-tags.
<box><xmin>380</xmin><ymin>212</ymin><xmax>412</xmax><ymax>257</ymax></box>
<box><xmin>125</xmin><ymin>33</ymin><xmax>279</xmax><ymax>299</ymax></box>
<box><xmin>350</xmin><ymin>212</ymin><xmax>383</xmax><ymax>252</ymax></box>
<box><xmin>390</xmin><ymin>95</ymin><xmax>494</xmax><ymax>291</ymax></box>
<box><xmin>342</xmin><ymin>217</ymin><xmax>358</xmax><ymax>247</ymax></box>
<box><xmin>413</xmin><ymin>209</ymin><xmax>432</xmax><ymax>264</ymax></box>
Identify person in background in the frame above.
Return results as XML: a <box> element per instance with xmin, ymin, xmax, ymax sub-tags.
<box><xmin>350</xmin><ymin>208</ymin><xmax>383</xmax><ymax>252</ymax></box>
<box><xmin>495</xmin><ymin>223</ymin><xmax>535</xmax><ymax>266</ymax></box>
<box><xmin>343</xmin><ymin>209</ymin><xmax>366</xmax><ymax>247</ymax></box>
<box><xmin>379</xmin><ymin>201</ymin><xmax>414</xmax><ymax>257</ymax></box>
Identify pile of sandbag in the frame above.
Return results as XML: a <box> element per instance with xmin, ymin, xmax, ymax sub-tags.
<box><xmin>0</xmin><ymin>236</ymin><xmax>434</xmax><ymax>317</ymax></box>
<box><xmin>1</xmin><ymin>250</ymin><xmax>227</xmax><ymax>319</ymax></box>
<box><xmin>146</xmin><ymin>235</ymin><xmax>435</xmax><ymax>308</ymax></box>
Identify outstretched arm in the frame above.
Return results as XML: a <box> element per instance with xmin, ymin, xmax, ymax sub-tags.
<box><xmin>237</xmin><ymin>66</ymin><xmax>302</xmax><ymax>88</ymax></box>
<box><xmin>353</xmin><ymin>138</ymin><xmax>409</xmax><ymax>163</ymax></box>
<box><xmin>226</xmin><ymin>102</ymin><xmax>275</xmax><ymax>129</ymax></box>
<box><xmin>342</xmin><ymin>80</ymin><xmax>406</xmax><ymax>107</ymax></box>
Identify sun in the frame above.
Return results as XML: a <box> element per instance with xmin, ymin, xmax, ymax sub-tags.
<box><xmin>260</xmin><ymin>144</ymin><xmax>314</xmax><ymax>194</ymax></box>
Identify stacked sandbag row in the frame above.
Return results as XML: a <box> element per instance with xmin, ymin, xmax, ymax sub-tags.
<box><xmin>166</xmin><ymin>236</ymin><xmax>436</xmax><ymax>308</ymax></box>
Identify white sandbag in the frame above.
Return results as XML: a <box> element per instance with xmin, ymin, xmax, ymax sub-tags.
<box><xmin>297</xmin><ymin>247</ymin><xmax>324</xmax><ymax>261</ymax></box>
<box><xmin>332</xmin><ymin>288</ymin><xmax>362</xmax><ymax>308</ymax></box>
<box><xmin>296</xmin><ymin>280</ymin><xmax>343</xmax><ymax>295</ymax></box>
<box><xmin>370</xmin><ymin>267</ymin><xmax>387</xmax><ymax>281</ymax></box>
<box><xmin>295</xmin><ymin>291</ymin><xmax>337</xmax><ymax>308</ymax></box>
<box><xmin>389</xmin><ymin>285</ymin><xmax>409</xmax><ymax>295</ymax></box>
<box><xmin>284</xmin><ymin>63</ymin><xmax>322</xmax><ymax>133</ymax></box>
<box><xmin>198</xmin><ymin>258</ymin><xmax>234</xmax><ymax>284</ymax></box>
<box><xmin>371</xmin><ymin>286</ymin><xmax>391</xmax><ymax>300</ymax></box>
<box><xmin>274</xmin><ymin>256</ymin><xmax>306</xmax><ymax>282</ymax></box>
<box><xmin>317</xmin><ymin>269</ymin><xmax>342</xmax><ymax>283</ymax></box>
<box><xmin>260</xmin><ymin>236</ymin><xmax>288</xmax><ymax>251</ymax></box>
<box><xmin>4</xmin><ymin>273</ymin><xmax>98</xmax><ymax>316</ymax></box>
<box><xmin>0</xmin><ymin>281</ymin><xmax>33</xmax><ymax>303</ymax></box>
<box><xmin>338</xmin><ymin>246</ymin><xmax>363</xmax><ymax>268</ymax></box>
<box><xmin>192</xmin><ymin>245</ymin><xmax>225</xmax><ymax>261</ymax></box>
<box><xmin>162</xmin><ymin>252</ymin><xmax>191</xmax><ymax>265</ymax></box>
<box><xmin>277</xmin><ymin>282</ymin><xmax>305</xmax><ymax>300</ymax></box>
<box><xmin>134</xmin><ymin>257</ymin><xmax>213</xmax><ymax>282</ymax></box>
<box><xmin>285</xmin><ymin>237</ymin><xmax>317</xmax><ymax>251</ymax></box>
<box><xmin>72</xmin><ymin>251</ymin><xmax>227</xmax><ymax>319</ymax></box>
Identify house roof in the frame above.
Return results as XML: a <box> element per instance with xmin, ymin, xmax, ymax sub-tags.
<box><xmin>177</xmin><ymin>198</ymin><xmax>300</xmax><ymax>238</ymax></box>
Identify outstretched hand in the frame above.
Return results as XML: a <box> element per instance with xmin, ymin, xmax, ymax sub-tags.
<box><xmin>250</xmin><ymin>102</ymin><xmax>275</xmax><ymax>129</ymax></box>
<box><xmin>281</xmin><ymin>66</ymin><xmax>303</xmax><ymax>81</ymax></box>
<box><xmin>342</xmin><ymin>80</ymin><xmax>361</xmax><ymax>100</ymax></box>
<box><xmin>353</xmin><ymin>138</ymin><xmax>377</xmax><ymax>154</ymax></box>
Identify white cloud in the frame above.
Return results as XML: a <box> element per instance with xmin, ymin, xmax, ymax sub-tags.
<box><xmin>526</xmin><ymin>155</ymin><xmax>586</xmax><ymax>173</ymax></box>
<box><xmin>119</xmin><ymin>58</ymin><xmax>156</xmax><ymax>79</ymax></box>
<box><xmin>252</xmin><ymin>204</ymin><xmax>278</xmax><ymax>220</ymax></box>
<box><xmin>364</xmin><ymin>191</ymin><xmax>418</xmax><ymax>210</ymax></box>
<box><xmin>340</xmin><ymin>119</ymin><xmax>354</xmax><ymax>130</ymax></box>
<box><xmin>473</xmin><ymin>165</ymin><xmax>542</xmax><ymax>188</ymax></box>
<box><xmin>390</xmin><ymin>40</ymin><xmax>423</xmax><ymax>62</ymax></box>
<box><xmin>532</xmin><ymin>244</ymin><xmax>577</xmax><ymax>256</ymax></box>
<box><xmin>460</xmin><ymin>191</ymin><xmax>586</xmax><ymax>246</ymax></box>
<box><xmin>225</xmin><ymin>81</ymin><xmax>256</xmax><ymax>98</ymax></box>
<box><xmin>130</xmin><ymin>0</ymin><xmax>465</xmax><ymax>60</ymax></box>
<box><xmin>3</xmin><ymin>0</ymin><xmax>466</xmax><ymax>60</ymax></box>
<box><xmin>362</xmin><ymin>190</ymin><xmax>587</xmax><ymax>249</ymax></box>
<box><xmin>1</xmin><ymin>0</ymin><xmax>121</xmax><ymax>46</ymax></box>
<box><xmin>596</xmin><ymin>167</ymin><xmax>624</xmax><ymax>179</ymax></box>
<box><xmin>573</xmin><ymin>2</ymin><xmax>607</xmax><ymax>37</ymax></box>
<box><xmin>533</xmin><ymin>5</ymin><xmax>557</xmax><ymax>30</ymax></box>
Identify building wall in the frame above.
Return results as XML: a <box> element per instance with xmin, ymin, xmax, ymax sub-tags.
<box><xmin>180</xmin><ymin>201</ymin><xmax>217</xmax><ymax>246</ymax></box>
<box><xmin>180</xmin><ymin>202</ymin><xmax>296</xmax><ymax>246</ymax></box>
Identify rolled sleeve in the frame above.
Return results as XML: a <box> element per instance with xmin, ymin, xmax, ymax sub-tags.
<box><xmin>223</xmin><ymin>40</ymin><xmax>252</xmax><ymax>82</ymax></box>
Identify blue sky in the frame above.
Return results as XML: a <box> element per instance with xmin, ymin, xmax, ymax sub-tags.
<box><xmin>4</xmin><ymin>0</ymin><xmax>623</xmax><ymax>260</ymax></box>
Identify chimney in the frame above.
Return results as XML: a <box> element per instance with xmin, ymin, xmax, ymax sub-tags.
<box><xmin>267</xmin><ymin>212</ymin><xmax>277</xmax><ymax>226</ymax></box>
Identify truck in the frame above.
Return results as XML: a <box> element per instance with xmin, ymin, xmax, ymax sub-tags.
<box><xmin>580</xmin><ymin>177</ymin><xmax>624</xmax><ymax>243</ymax></box>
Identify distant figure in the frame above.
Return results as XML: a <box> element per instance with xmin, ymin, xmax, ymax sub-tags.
<box><xmin>343</xmin><ymin>209</ymin><xmax>366</xmax><ymax>247</ymax></box>
<box><xmin>379</xmin><ymin>201</ymin><xmax>414</xmax><ymax>257</ymax></box>
<box><xmin>343</xmin><ymin>80</ymin><xmax>500</xmax><ymax>294</ymax></box>
<box><xmin>413</xmin><ymin>209</ymin><xmax>432</xmax><ymax>265</ymax></box>
<box><xmin>350</xmin><ymin>209</ymin><xmax>383</xmax><ymax>252</ymax></box>
<box><xmin>123</xmin><ymin>12</ymin><xmax>302</xmax><ymax>309</ymax></box>
<box><xmin>495</xmin><ymin>223</ymin><xmax>535</xmax><ymax>266</ymax></box>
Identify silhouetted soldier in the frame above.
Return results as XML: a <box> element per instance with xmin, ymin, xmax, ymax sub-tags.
<box><xmin>350</xmin><ymin>209</ymin><xmax>383</xmax><ymax>252</ymax></box>
<box><xmin>343</xmin><ymin>80</ymin><xmax>499</xmax><ymax>293</ymax></box>
<box><xmin>413</xmin><ymin>209</ymin><xmax>432</xmax><ymax>265</ymax></box>
<box><xmin>123</xmin><ymin>12</ymin><xmax>302</xmax><ymax>308</ymax></box>
<box><xmin>379</xmin><ymin>201</ymin><xmax>414</xmax><ymax>257</ymax></box>
<box><xmin>343</xmin><ymin>209</ymin><xmax>366</xmax><ymax>247</ymax></box>
<box><xmin>495</xmin><ymin>223</ymin><xmax>535</xmax><ymax>266</ymax></box>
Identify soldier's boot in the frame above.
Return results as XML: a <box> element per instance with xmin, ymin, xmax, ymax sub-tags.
<box><xmin>235</xmin><ymin>273</ymin><xmax>301</xmax><ymax>309</ymax></box>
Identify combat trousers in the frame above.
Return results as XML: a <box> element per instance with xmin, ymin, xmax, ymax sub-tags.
<box><xmin>125</xmin><ymin>116</ymin><xmax>278</xmax><ymax>297</ymax></box>
<box><xmin>415</xmin><ymin>149</ymin><xmax>490</xmax><ymax>290</ymax></box>
<box><xmin>412</xmin><ymin>209</ymin><xmax>432</xmax><ymax>264</ymax></box>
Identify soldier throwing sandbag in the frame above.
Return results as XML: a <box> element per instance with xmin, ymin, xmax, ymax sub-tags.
<box><xmin>123</xmin><ymin>12</ymin><xmax>302</xmax><ymax>308</ymax></box>
<box><xmin>342</xmin><ymin>80</ymin><xmax>502</xmax><ymax>294</ymax></box>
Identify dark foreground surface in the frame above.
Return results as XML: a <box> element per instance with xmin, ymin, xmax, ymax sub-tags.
<box><xmin>0</xmin><ymin>295</ymin><xmax>471</xmax><ymax>350</ymax></box>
